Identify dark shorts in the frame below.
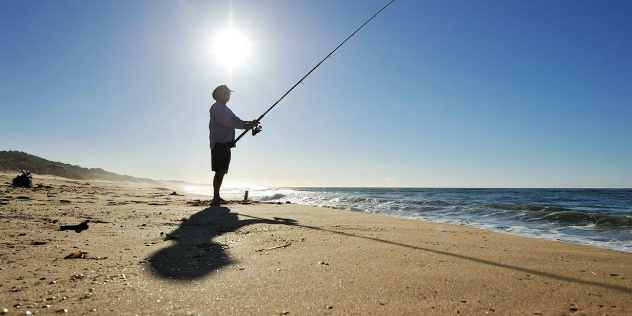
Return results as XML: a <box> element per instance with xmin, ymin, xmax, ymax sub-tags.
<box><xmin>211</xmin><ymin>142</ymin><xmax>231</xmax><ymax>172</ymax></box>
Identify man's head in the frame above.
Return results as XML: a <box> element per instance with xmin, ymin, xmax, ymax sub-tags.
<box><xmin>213</xmin><ymin>85</ymin><xmax>233</xmax><ymax>103</ymax></box>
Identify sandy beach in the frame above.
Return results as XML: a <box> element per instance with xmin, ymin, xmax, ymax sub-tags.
<box><xmin>0</xmin><ymin>173</ymin><xmax>630</xmax><ymax>315</ymax></box>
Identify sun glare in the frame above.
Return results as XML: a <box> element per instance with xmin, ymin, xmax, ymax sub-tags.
<box><xmin>213</xmin><ymin>29</ymin><xmax>250</xmax><ymax>69</ymax></box>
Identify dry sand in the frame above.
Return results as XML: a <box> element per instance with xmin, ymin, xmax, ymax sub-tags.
<box><xmin>0</xmin><ymin>173</ymin><xmax>630</xmax><ymax>315</ymax></box>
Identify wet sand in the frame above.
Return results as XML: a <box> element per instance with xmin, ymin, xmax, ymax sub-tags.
<box><xmin>0</xmin><ymin>173</ymin><xmax>630</xmax><ymax>315</ymax></box>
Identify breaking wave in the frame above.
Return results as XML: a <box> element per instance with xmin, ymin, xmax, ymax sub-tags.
<box><xmin>258</xmin><ymin>193</ymin><xmax>286</xmax><ymax>201</ymax></box>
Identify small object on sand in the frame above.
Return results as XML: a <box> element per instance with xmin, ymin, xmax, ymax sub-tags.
<box><xmin>244</xmin><ymin>190</ymin><xmax>249</xmax><ymax>201</ymax></box>
<box><xmin>255</xmin><ymin>243</ymin><xmax>291</xmax><ymax>252</ymax></box>
<box><xmin>64</xmin><ymin>252</ymin><xmax>107</xmax><ymax>260</ymax></box>
<box><xmin>1</xmin><ymin>308</ymin><xmax>7</xmax><ymax>314</ymax></box>
<box><xmin>31</xmin><ymin>241</ymin><xmax>47</xmax><ymax>246</ymax></box>
<box><xmin>286</xmin><ymin>201</ymin><xmax>291</xmax><ymax>204</ymax></box>
<box><xmin>12</xmin><ymin>170</ymin><xmax>32</xmax><ymax>188</ymax></box>
<box><xmin>71</xmin><ymin>274</ymin><xmax>86</xmax><ymax>280</ymax></box>
<box><xmin>281</xmin><ymin>311</ymin><xmax>289</xmax><ymax>315</ymax></box>
<box><xmin>163</xmin><ymin>233</ymin><xmax>179</xmax><ymax>241</ymax></box>
<box><xmin>60</xmin><ymin>220</ymin><xmax>89</xmax><ymax>233</ymax></box>
<box><xmin>326</xmin><ymin>306</ymin><xmax>333</xmax><ymax>309</ymax></box>
<box><xmin>317</xmin><ymin>261</ymin><xmax>329</xmax><ymax>265</ymax></box>
<box><xmin>64</xmin><ymin>252</ymin><xmax>87</xmax><ymax>259</ymax></box>
<box><xmin>169</xmin><ymin>191</ymin><xmax>178</xmax><ymax>196</ymax></box>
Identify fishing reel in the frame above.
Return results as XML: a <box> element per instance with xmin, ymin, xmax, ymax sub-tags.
<box><xmin>252</xmin><ymin>125</ymin><xmax>262</xmax><ymax>136</ymax></box>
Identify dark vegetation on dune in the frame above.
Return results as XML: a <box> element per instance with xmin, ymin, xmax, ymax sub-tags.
<box><xmin>0</xmin><ymin>151</ymin><xmax>158</xmax><ymax>184</ymax></box>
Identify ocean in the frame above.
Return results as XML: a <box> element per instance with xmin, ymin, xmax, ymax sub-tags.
<box><xmin>188</xmin><ymin>187</ymin><xmax>632</xmax><ymax>252</ymax></box>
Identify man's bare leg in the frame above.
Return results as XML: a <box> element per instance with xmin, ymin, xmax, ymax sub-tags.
<box><xmin>212</xmin><ymin>169</ymin><xmax>227</xmax><ymax>205</ymax></box>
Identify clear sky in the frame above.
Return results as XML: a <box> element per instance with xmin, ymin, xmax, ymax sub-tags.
<box><xmin>1</xmin><ymin>0</ymin><xmax>631</xmax><ymax>188</ymax></box>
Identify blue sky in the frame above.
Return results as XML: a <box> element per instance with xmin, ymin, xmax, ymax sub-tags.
<box><xmin>1</xmin><ymin>0</ymin><xmax>630</xmax><ymax>188</ymax></box>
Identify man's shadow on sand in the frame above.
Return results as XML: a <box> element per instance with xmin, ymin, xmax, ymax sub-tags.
<box><xmin>147</xmin><ymin>206</ymin><xmax>296</xmax><ymax>280</ymax></box>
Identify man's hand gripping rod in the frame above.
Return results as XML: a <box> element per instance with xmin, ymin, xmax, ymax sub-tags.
<box><xmin>232</xmin><ymin>0</ymin><xmax>395</xmax><ymax>146</ymax></box>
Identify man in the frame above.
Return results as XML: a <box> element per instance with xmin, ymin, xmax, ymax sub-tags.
<box><xmin>209</xmin><ymin>85</ymin><xmax>258</xmax><ymax>206</ymax></box>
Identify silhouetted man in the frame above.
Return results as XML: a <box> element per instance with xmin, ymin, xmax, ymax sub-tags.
<box><xmin>209</xmin><ymin>85</ymin><xmax>258</xmax><ymax>206</ymax></box>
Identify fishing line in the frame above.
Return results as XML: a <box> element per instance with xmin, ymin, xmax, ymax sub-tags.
<box><xmin>233</xmin><ymin>0</ymin><xmax>395</xmax><ymax>144</ymax></box>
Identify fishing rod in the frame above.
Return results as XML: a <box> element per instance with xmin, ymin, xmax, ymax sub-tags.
<box><xmin>233</xmin><ymin>0</ymin><xmax>395</xmax><ymax>145</ymax></box>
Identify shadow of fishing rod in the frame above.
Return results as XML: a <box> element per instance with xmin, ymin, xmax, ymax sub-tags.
<box><xmin>238</xmin><ymin>213</ymin><xmax>632</xmax><ymax>294</ymax></box>
<box><xmin>232</xmin><ymin>0</ymin><xmax>396</xmax><ymax>146</ymax></box>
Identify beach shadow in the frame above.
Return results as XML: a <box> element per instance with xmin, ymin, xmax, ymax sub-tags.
<box><xmin>314</xmin><ymin>226</ymin><xmax>632</xmax><ymax>294</ymax></box>
<box><xmin>148</xmin><ymin>208</ymin><xmax>631</xmax><ymax>294</ymax></box>
<box><xmin>237</xmin><ymin>213</ymin><xmax>632</xmax><ymax>294</ymax></box>
<box><xmin>147</xmin><ymin>206</ymin><xmax>296</xmax><ymax>280</ymax></box>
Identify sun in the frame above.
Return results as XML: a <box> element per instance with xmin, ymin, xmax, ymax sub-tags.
<box><xmin>212</xmin><ymin>29</ymin><xmax>250</xmax><ymax>69</ymax></box>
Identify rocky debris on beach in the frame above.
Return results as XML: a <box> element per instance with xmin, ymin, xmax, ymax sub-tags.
<box><xmin>59</xmin><ymin>220</ymin><xmax>89</xmax><ymax>233</ymax></box>
<box><xmin>64</xmin><ymin>251</ymin><xmax>107</xmax><ymax>260</ymax></box>
<box><xmin>12</xmin><ymin>170</ymin><xmax>32</xmax><ymax>188</ymax></box>
<box><xmin>160</xmin><ymin>232</ymin><xmax>179</xmax><ymax>240</ymax></box>
<box><xmin>64</xmin><ymin>251</ymin><xmax>89</xmax><ymax>259</ymax></box>
<box><xmin>262</xmin><ymin>201</ymin><xmax>291</xmax><ymax>205</ymax></box>
<box><xmin>187</xmin><ymin>199</ymin><xmax>210</xmax><ymax>207</ymax></box>
<box><xmin>186</xmin><ymin>199</ymin><xmax>260</xmax><ymax>206</ymax></box>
